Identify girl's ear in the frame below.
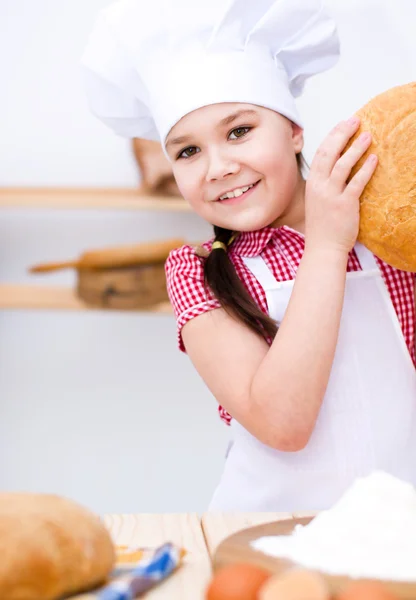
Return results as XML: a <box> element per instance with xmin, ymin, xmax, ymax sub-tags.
<box><xmin>291</xmin><ymin>123</ymin><xmax>304</xmax><ymax>154</ymax></box>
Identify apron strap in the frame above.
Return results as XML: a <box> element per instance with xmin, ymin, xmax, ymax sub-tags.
<box><xmin>242</xmin><ymin>256</ymin><xmax>281</xmax><ymax>292</ymax></box>
<box><xmin>354</xmin><ymin>242</ymin><xmax>379</xmax><ymax>271</ymax></box>
<box><xmin>243</xmin><ymin>242</ymin><xmax>379</xmax><ymax>293</ymax></box>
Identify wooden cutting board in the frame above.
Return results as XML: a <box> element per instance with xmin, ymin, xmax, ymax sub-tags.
<box><xmin>213</xmin><ymin>516</ymin><xmax>416</xmax><ymax>600</ymax></box>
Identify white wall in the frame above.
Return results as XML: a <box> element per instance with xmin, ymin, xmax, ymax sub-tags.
<box><xmin>1</xmin><ymin>0</ymin><xmax>414</xmax><ymax>515</ymax></box>
<box><xmin>0</xmin><ymin>0</ymin><xmax>138</xmax><ymax>187</ymax></box>
<box><xmin>0</xmin><ymin>210</ymin><xmax>226</xmax><ymax>515</ymax></box>
<box><xmin>296</xmin><ymin>0</ymin><xmax>416</xmax><ymax>162</ymax></box>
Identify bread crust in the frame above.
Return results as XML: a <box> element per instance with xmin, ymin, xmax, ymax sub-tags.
<box><xmin>0</xmin><ymin>493</ymin><xmax>115</xmax><ymax>600</ymax></box>
<box><xmin>347</xmin><ymin>82</ymin><xmax>416</xmax><ymax>271</ymax></box>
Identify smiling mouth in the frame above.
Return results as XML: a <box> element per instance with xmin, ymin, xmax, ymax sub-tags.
<box><xmin>217</xmin><ymin>180</ymin><xmax>260</xmax><ymax>201</ymax></box>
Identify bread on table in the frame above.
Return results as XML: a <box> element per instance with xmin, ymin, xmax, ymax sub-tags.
<box><xmin>347</xmin><ymin>82</ymin><xmax>416</xmax><ymax>271</ymax></box>
<box><xmin>0</xmin><ymin>492</ymin><xmax>115</xmax><ymax>600</ymax></box>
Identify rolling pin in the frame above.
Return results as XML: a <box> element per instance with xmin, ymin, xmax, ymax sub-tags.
<box><xmin>28</xmin><ymin>238</ymin><xmax>187</xmax><ymax>273</ymax></box>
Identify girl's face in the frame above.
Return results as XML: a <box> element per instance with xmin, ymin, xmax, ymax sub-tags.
<box><xmin>165</xmin><ymin>102</ymin><xmax>305</xmax><ymax>232</ymax></box>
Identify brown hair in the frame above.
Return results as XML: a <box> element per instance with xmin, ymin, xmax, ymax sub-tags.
<box><xmin>202</xmin><ymin>153</ymin><xmax>307</xmax><ymax>341</ymax></box>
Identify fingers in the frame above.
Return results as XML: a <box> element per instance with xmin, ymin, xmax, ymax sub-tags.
<box><xmin>330</xmin><ymin>131</ymin><xmax>373</xmax><ymax>187</ymax></box>
<box><xmin>344</xmin><ymin>153</ymin><xmax>378</xmax><ymax>198</ymax></box>
<box><xmin>309</xmin><ymin>117</ymin><xmax>361</xmax><ymax>179</ymax></box>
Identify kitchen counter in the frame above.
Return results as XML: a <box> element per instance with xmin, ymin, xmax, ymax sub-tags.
<box><xmin>104</xmin><ymin>511</ymin><xmax>316</xmax><ymax>598</ymax></box>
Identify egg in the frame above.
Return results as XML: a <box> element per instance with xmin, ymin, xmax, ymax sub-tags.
<box><xmin>258</xmin><ymin>568</ymin><xmax>330</xmax><ymax>600</ymax></box>
<box><xmin>206</xmin><ymin>562</ymin><xmax>271</xmax><ymax>600</ymax></box>
<box><xmin>337</xmin><ymin>581</ymin><xmax>399</xmax><ymax>600</ymax></box>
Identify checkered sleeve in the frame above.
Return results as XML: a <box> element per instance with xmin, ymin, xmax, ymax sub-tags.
<box><xmin>165</xmin><ymin>244</ymin><xmax>221</xmax><ymax>352</ymax></box>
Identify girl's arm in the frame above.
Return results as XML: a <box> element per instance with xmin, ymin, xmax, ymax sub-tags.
<box><xmin>183</xmin><ymin>248</ymin><xmax>347</xmax><ymax>451</ymax></box>
<box><xmin>182</xmin><ymin>118</ymin><xmax>378</xmax><ymax>451</ymax></box>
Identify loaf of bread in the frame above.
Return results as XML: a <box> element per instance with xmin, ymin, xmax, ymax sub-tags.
<box><xmin>0</xmin><ymin>492</ymin><xmax>115</xmax><ymax>600</ymax></box>
<box><xmin>347</xmin><ymin>82</ymin><xmax>416</xmax><ymax>271</ymax></box>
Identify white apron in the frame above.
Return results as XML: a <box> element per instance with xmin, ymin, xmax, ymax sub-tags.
<box><xmin>209</xmin><ymin>243</ymin><xmax>416</xmax><ymax>512</ymax></box>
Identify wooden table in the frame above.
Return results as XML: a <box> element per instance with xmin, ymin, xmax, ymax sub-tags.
<box><xmin>104</xmin><ymin>511</ymin><xmax>316</xmax><ymax>599</ymax></box>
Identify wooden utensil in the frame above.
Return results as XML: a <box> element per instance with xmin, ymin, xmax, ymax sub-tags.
<box><xmin>28</xmin><ymin>238</ymin><xmax>186</xmax><ymax>273</ymax></box>
<box><xmin>76</xmin><ymin>264</ymin><xmax>169</xmax><ymax>310</ymax></box>
<box><xmin>27</xmin><ymin>238</ymin><xmax>187</xmax><ymax>310</ymax></box>
<box><xmin>213</xmin><ymin>517</ymin><xmax>416</xmax><ymax>600</ymax></box>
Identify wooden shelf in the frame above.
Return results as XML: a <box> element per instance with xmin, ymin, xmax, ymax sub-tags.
<box><xmin>0</xmin><ymin>187</ymin><xmax>190</xmax><ymax>212</ymax></box>
<box><xmin>0</xmin><ymin>189</ymin><xmax>180</xmax><ymax>314</ymax></box>
<box><xmin>0</xmin><ymin>284</ymin><xmax>173</xmax><ymax>313</ymax></box>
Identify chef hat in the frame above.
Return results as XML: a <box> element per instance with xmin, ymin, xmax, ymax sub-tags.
<box><xmin>81</xmin><ymin>0</ymin><xmax>339</xmax><ymax>147</ymax></box>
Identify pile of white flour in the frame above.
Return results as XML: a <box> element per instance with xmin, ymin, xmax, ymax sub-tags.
<box><xmin>251</xmin><ymin>471</ymin><xmax>416</xmax><ymax>581</ymax></box>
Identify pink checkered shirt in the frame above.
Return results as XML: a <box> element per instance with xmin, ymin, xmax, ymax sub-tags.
<box><xmin>165</xmin><ymin>226</ymin><xmax>416</xmax><ymax>425</ymax></box>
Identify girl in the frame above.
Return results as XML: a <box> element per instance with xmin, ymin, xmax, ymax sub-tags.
<box><xmin>82</xmin><ymin>0</ymin><xmax>416</xmax><ymax>511</ymax></box>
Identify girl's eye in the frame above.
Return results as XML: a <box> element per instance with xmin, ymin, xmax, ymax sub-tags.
<box><xmin>229</xmin><ymin>126</ymin><xmax>251</xmax><ymax>140</ymax></box>
<box><xmin>178</xmin><ymin>146</ymin><xmax>200</xmax><ymax>159</ymax></box>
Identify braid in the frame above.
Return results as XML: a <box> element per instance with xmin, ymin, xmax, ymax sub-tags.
<box><xmin>203</xmin><ymin>225</ymin><xmax>278</xmax><ymax>340</ymax></box>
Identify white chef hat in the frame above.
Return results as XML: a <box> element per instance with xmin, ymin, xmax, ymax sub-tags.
<box><xmin>81</xmin><ymin>0</ymin><xmax>340</xmax><ymax>148</ymax></box>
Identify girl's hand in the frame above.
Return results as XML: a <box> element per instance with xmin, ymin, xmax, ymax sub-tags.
<box><xmin>305</xmin><ymin>117</ymin><xmax>378</xmax><ymax>255</ymax></box>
